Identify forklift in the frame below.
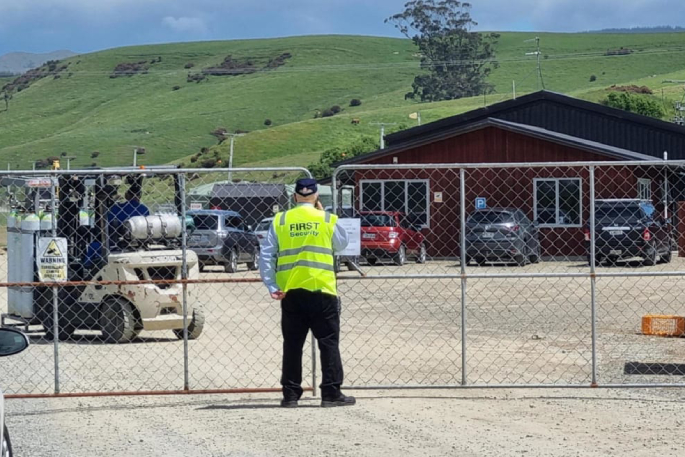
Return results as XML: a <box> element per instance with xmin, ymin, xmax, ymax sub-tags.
<box><xmin>2</xmin><ymin>164</ymin><xmax>204</xmax><ymax>343</ymax></box>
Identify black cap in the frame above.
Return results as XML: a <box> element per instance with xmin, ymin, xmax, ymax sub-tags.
<box><xmin>295</xmin><ymin>178</ymin><xmax>318</xmax><ymax>196</ymax></box>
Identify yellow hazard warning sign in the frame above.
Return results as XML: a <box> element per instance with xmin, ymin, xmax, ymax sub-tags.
<box><xmin>43</xmin><ymin>239</ymin><xmax>63</xmax><ymax>257</ymax></box>
<box><xmin>37</xmin><ymin>237</ymin><xmax>68</xmax><ymax>282</ymax></box>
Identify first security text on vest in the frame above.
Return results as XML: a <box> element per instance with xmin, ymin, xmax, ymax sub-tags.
<box><xmin>290</xmin><ymin>222</ymin><xmax>321</xmax><ymax>237</ymax></box>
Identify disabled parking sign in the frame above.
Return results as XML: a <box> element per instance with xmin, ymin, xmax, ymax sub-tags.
<box><xmin>475</xmin><ymin>197</ymin><xmax>487</xmax><ymax>210</ymax></box>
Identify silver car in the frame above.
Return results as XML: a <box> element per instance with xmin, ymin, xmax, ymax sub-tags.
<box><xmin>254</xmin><ymin>217</ymin><xmax>273</xmax><ymax>246</ymax></box>
<box><xmin>1</xmin><ymin>328</ymin><xmax>30</xmax><ymax>457</ymax></box>
<box><xmin>187</xmin><ymin>210</ymin><xmax>260</xmax><ymax>273</ymax></box>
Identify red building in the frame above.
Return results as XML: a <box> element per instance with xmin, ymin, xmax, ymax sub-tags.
<box><xmin>333</xmin><ymin>92</ymin><xmax>685</xmax><ymax>258</ymax></box>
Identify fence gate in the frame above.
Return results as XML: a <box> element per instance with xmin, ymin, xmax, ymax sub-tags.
<box><xmin>1</xmin><ymin>167</ymin><xmax>316</xmax><ymax>397</ymax></box>
<box><xmin>333</xmin><ymin>161</ymin><xmax>685</xmax><ymax>389</ymax></box>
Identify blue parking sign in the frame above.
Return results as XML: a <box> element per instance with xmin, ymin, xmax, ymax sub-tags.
<box><xmin>475</xmin><ymin>197</ymin><xmax>487</xmax><ymax>210</ymax></box>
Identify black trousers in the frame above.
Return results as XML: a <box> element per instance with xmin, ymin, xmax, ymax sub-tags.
<box><xmin>281</xmin><ymin>288</ymin><xmax>344</xmax><ymax>401</ymax></box>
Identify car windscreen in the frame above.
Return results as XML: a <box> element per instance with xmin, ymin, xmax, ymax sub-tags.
<box><xmin>596</xmin><ymin>205</ymin><xmax>643</xmax><ymax>223</ymax></box>
<box><xmin>256</xmin><ymin>220</ymin><xmax>272</xmax><ymax>232</ymax></box>
<box><xmin>361</xmin><ymin>214</ymin><xmax>396</xmax><ymax>227</ymax></box>
<box><xmin>467</xmin><ymin>211</ymin><xmax>514</xmax><ymax>224</ymax></box>
<box><xmin>192</xmin><ymin>215</ymin><xmax>218</xmax><ymax>230</ymax></box>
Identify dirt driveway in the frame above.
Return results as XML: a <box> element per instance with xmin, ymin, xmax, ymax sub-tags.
<box><xmin>2</xmin><ymin>257</ymin><xmax>685</xmax><ymax>395</ymax></box>
<box><xmin>6</xmin><ymin>388</ymin><xmax>685</xmax><ymax>456</ymax></box>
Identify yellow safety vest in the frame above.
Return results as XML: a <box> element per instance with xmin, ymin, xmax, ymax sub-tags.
<box><xmin>274</xmin><ymin>205</ymin><xmax>338</xmax><ymax>296</ymax></box>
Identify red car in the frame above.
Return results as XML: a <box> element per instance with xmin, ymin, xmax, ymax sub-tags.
<box><xmin>360</xmin><ymin>212</ymin><xmax>427</xmax><ymax>266</ymax></box>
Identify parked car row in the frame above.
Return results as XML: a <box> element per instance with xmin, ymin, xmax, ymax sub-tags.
<box><xmin>186</xmin><ymin>200</ymin><xmax>675</xmax><ymax>273</ymax></box>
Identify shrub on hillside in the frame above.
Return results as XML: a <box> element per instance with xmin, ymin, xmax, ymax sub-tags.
<box><xmin>172</xmin><ymin>85</ymin><xmax>181</xmax><ymax>91</ymax></box>
<box><xmin>201</xmin><ymin>158</ymin><xmax>217</xmax><ymax>168</ymax></box>
<box><xmin>330</xmin><ymin>105</ymin><xmax>342</xmax><ymax>114</ymax></box>
<box><xmin>264</xmin><ymin>119</ymin><xmax>272</xmax><ymax>126</ymax></box>
<box><xmin>91</xmin><ymin>151</ymin><xmax>100</xmax><ymax>158</ymax></box>
<box><xmin>602</xmin><ymin>92</ymin><xmax>664</xmax><ymax>119</ymax></box>
<box><xmin>350</xmin><ymin>99</ymin><xmax>362</xmax><ymax>107</ymax></box>
<box><xmin>184</xmin><ymin>63</ymin><xmax>195</xmax><ymax>69</ymax></box>
<box><xmin>91</xmin><ymin>162</ymin><xmax>98</xmax><ymax>167</ymax></box>
<box><xmin>321</xmin><ymin>109</ymin><xmax>335</xmax><ymax>118</ymax></box>
<box><xmin>190</xmin><ymin>156</ymin><xmax>198</xmax><ymax>163</ymax></box>
<box><xmin>590</xmin><ymin>75</ymin><xmax>597</xmax><ymax>82</ymax></box>
<box><xmin>200</xmin><ymin>147</ymin><xmax>209</xmax><ymax>154</ymax></box>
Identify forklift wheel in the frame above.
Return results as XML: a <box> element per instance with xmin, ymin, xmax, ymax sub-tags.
<box><xmin>173</xmin><ymin>308</ymin><xmax>205</xmax><ymax>340</ymax></box>
<box><xmin>100</xmin><ymin>297</ymin><xmax>138</xmax><ymax>343</ymax></box>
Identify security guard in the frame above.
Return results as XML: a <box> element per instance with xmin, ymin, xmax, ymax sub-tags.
<box><xmin>259</xmin><ymin>178</ymin><xmax>355</xmax><ymax>408</ymax></box>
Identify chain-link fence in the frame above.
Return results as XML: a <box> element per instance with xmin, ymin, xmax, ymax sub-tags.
<box><xmin>333</xmin><ymin>161</ymin><xmax>685</xmax><ymax>389</ymax></box>
<box><xmin>2</xmin><ymin>161</ymin><xmax>685</xmax><ymax>398</ymax></box>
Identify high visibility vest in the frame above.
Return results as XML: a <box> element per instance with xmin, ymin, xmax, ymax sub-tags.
<box><xmin>274</xmin><ymin>205</ymin><xmax>338</xmax><ymax>296</ymax></box>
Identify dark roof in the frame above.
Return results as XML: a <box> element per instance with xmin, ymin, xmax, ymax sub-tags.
<box><xmin>211</xmin><ymin>183</ymin><xmax>286</xmax><ymax>198</ymax></box>
<box><xmin>335</xmin><ymin>117</ymin><xmax>656</xmax><ymax>166</ymax></box>
<box><xmin>385</xmin><ymin>90</ymin><xmax>685</xmax><ymax>149</ymax></box>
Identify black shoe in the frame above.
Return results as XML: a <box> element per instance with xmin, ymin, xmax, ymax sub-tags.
<box><xmin>280</xmin><ymin>399</ymin><xmax>298</xmax><ymax>408</ymax></box>
<box><xmin>321</xmin><ymin>394</ymin><xmax>356</xmax><ymax>408</ymax></box>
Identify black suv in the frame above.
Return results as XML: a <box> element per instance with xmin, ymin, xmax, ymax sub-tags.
<box><xmin>585</xmin><ymin>200</ymin><xmax>672</xmax><ymax>266</ymax></box>
<box><xmin>465</xmin><ymin>208</ymin><xmax>541</xmax><ymax>266</ymax></box>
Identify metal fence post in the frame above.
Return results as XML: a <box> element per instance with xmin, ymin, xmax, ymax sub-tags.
<box><xmin>50</xmin><ymin>174</ymin><xmax>60</xmax><ymax>394</ymax></box>
<box><xmin>589</xmin><ymin>166</ymin><xmax>598</xmax><ymax>387</ymax></box>
<box><xmin>459</xmin><ymin>168</ymin><xmax>468</xmax><ymax>386</ymax></box>
<box><xmin>179</xmin><ymin>172</ymin><xmax>190</xmax><ymax>391</ymax></box>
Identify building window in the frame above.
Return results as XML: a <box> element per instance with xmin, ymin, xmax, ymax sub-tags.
<box><xmin>534</xmin><ymin>178</ymin><xmax>582</xmax><ymax>227</ymax></box>
<box><xmin>638</xmin><ymin>178</ymin><xmax>652</xmax><ymax>201</ymax></box>
<box><xmin>360</xmin><ymin>180</ymin><xmax>430</xmax><ymax>227</ymax></box>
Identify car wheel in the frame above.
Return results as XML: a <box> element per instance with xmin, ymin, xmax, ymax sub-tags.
<box><xmin>416</xmin><ymin>244</ymin><xmax>427</xmax><ymax>264</ymax></box>
<box><xmin>3</xmin><ymin>424</ymin><xmax>12</xmax><ymax>457</ymax></box>
<box><xmin>367</xmin><ymin>258</ymin><xmax>378</xmax><ymax>266</ymax></box>
<box><xmin>643</xmin><ymin>247</ymin><xmax>658</xmax><ymax>266</ymax></box>
<box><xmin>514</xmin><ymin>254</ymin><xmax>527</xmax><ymax>267</ymax></box>
<box><xmin>100</xmin><ymin>297</ymin><xmax>138</xmax><ymax>343</ymax></box>
<box><xmin>173</xmin><ymin>308</ymin><xmax>205</xmax><ymax>340</ymax></box>
<box><xmin>529</xmin><ymin>245</ymin><xmax>541</xmax><ymax>264</ymax></box>
<box><xmin>587</xmin><ymin>255</ymin><xmax>602</xmax><ymax>267</ymax></box>
<box><xmin>659</xmin><ymin>248</ymin><xmax>672</xmax><ymax>264</ymax></box>
<box><xmin>393</xmin><ymin>245</ymin><xmax>407</xmax><ymax>266</ymax></box>
<box><xmin>224</xmin><ymin>249</ymin><xmax>238</xmax><ymax>273</ymax></box>
<box><xmin>247</xmin><ymin>250</ymin><xmax>259</xmax><ymax>271</ymax></box>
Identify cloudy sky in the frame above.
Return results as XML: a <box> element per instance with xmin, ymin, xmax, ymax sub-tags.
<box><xmin>1</xmin><ymin>0</ymin><xmax>683</xmax><ymax>55</ymax></box>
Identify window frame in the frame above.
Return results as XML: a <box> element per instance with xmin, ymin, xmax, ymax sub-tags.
<box><xmin>360</xmin><ymin>179</ymin><xmax>431</xmax><ymax>228</ymax></box>
<box><xmin>637</xmin><ymin>178</ymin><xmax>652</xmax><ymax>201</ymax></box>
<box><xmin>533</xmin><ymin>178</ymin><xmax>583</xmax><ymax>228</ymax></box>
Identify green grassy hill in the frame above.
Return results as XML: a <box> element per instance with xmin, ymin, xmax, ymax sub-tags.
<box><xmin>1</xmin><ymin>33</ymin><xmax>684</xmax><ymax>170</ymax></box>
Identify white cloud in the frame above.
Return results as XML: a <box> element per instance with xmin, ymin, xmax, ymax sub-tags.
<box><xmin>162</xmin><ymin>16</ymin><xmax>208</xmax><ymax>34</ymax></box>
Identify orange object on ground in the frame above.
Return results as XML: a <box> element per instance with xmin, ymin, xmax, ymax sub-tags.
<box><xmin>642</xmin><ymin>315</ymin><xmax>685</xmax><ymax>337</ymax></box>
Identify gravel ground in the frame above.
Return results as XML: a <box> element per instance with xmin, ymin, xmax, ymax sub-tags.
<box><xmin>2</xmin><ymin>257</ymin><xmax>685</xmax><ymax>395</ymax></box>
<box><xmin>6</xmin><ymin>388</ymin><xmax>685</xmax><ymax>456</ymax></box>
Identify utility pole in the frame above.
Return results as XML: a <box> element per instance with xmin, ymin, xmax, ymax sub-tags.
<box><xmin>371</xmin><ymin>123</ymin><xmax>397</xmax><ymax>150</ymax></box>
<box><xmin>27</xmin><ymin>160</ymin><xmax>36</xmax><ymax>171</ymax></box>
<box><xmin>132</xmin><ymin>147</ymin><xmax>145</xmax><ymax>167</ymax></box>
<box><xmin>513</xmin><ymin>80</ymin><xmax>517</xmax><ymax>100</ymax></box>
<box><xmin>226</xmin><ymin>133</ymin><xmax>245</xmax><ymax>182</ymax></box>
<box><xmin>64</xmin><ymin>156</ymin><xmax>76</xmax><ymax>170</ymax></box>
<box><xmin>525</xmin><ymin>36</ymin><xmax>544</xmax><ymax>91</ymax></box>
